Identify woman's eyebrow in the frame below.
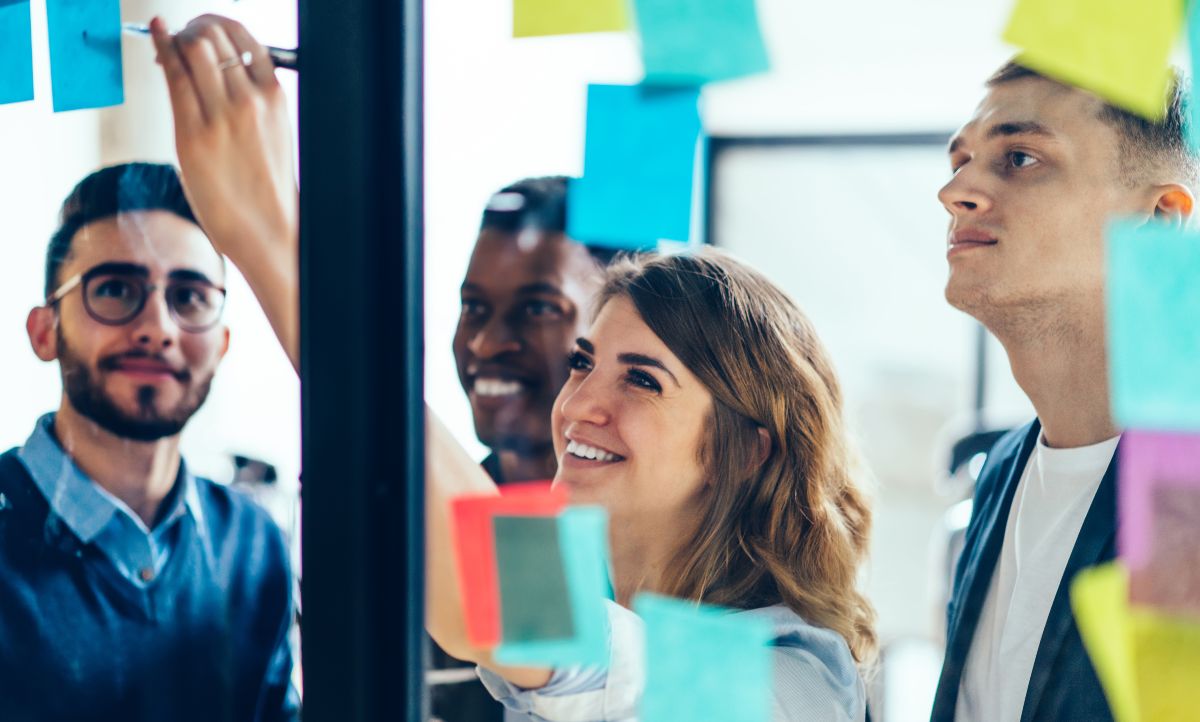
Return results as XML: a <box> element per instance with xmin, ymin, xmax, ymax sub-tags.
<box><xmin>617</xmin><ymin>352</ymin><xmax>680</xmax><ymax>388</ymax></box>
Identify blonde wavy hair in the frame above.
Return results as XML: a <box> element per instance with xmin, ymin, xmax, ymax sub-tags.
<box><xmin>598</xmin><ymin>249</ymin><xmax>877</xmax><ymax>664</ymax></box>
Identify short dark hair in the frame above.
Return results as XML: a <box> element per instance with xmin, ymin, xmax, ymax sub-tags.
<box><xmin>479</xmin><ymin>175</ymin><xmax>618</xmax><ymax>265</ymax></box>
<box><xmin>986</xmin><ymin>60</ymin><xmax>1197</xmax><ymax>187</ymax></box>
<box><xmin>46</xmin><ymin>162</ymin><xmax>199</xmax><ymax>297</ymax></box>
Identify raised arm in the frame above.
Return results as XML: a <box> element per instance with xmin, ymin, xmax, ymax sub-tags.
<box><xmin>151</xmin><ymin>15</ymin><xmax>300</xmax><ymax>370</ymax></box>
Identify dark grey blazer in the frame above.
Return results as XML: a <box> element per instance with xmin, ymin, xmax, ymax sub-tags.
<box><xmin>931</xmin><ymin>420</ymin><xmax>1118</xmax><ymax>722</ymax></box>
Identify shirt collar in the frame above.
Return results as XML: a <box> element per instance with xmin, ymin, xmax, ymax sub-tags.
<box><xmin>17</xmin><ymin>413</ymin><xmax>201</xmax><ymax>543</ymax></box>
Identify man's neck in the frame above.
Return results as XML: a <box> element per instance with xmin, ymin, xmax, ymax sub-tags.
<box><xmin>496</xmin><ymin>446</ymin><xmax>558</xmax><ymax>484</ymax></box>
<box><xmin>53</xmin><ymin>402</ymin><xmax>182</xmax><ymax>528</ymax></box>
<box><xmin>995</xmin><ymin>314</ymin><xmax>1120</xmax><ymax>449</ymax></box>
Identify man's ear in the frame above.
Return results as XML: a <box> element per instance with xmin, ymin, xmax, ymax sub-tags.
<box><xmin>219</xmin><ymin>325</ymin><xmax>231</xmax><ymax>360</ymax></box>
<box><xmin>1152</xmin><ymin>184</ymin><xmax>1195</xmax><ymax>228</ymax></box>
<box><xmin>26</xmin><ymin>307</ymin><xmax>59</xmax><ymax>362</ymax></box>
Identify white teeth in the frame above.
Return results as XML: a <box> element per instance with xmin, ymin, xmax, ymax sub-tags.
<box><xmin>566</xmin><ymin>439</ymin><xmax>620</xmax><ymax>462</ymax></box>
<box><xmin>474</xmin><ymin>378</ymin><xmax>524</xmax><ymax>397</ymax></box>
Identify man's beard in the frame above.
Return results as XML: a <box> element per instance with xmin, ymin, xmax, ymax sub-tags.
<box><xmin>57</xmin><ymin>328</ymin><xmax>214</xmax><ymax>442</ymax></box>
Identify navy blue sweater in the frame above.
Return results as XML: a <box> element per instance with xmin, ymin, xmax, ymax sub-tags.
<box><xmin>0</xmin><ymin>448</ymin><xmax>298</xmax><ymax>722</ymax></box>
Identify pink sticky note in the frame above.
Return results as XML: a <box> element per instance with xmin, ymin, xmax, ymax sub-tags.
<box><xmin>450</xmin><ymin>482</ymin><xmax>568</xmax><ymax>647</ymax></box>
<box><xmin>1118</xmin><ymin>430</ymin><xmax>1200</xmax><ymax>569</ymax></box>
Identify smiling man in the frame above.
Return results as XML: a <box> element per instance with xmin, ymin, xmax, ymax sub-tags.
<box><xmin>931</xmin><ymin>64</ymin><xmax>1197</xmax><ymax>721</ymax></box>
<box><xmin>453</xmin><ymin>176</ymin><xmax>614</xmax><ymax>486</ymax></box>
<box><xmin>0</xmin><ymin>163</ymin><xmax>297</xmax><ymax>721</ymax></box>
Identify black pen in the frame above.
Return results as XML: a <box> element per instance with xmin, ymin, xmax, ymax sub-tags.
<box><xmin>122</xmin><ymin>22</ymin><xmax>299</xmax><ymax>71</ymax></box>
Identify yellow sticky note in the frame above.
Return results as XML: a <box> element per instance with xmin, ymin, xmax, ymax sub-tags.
<box><xmin>1130</xmin><ymin>607</ymin><xmax>1200</xmax><ymax>722</ymax></box>
<box><xmin>1070</xmin><ymin>563</ymin><xmax>1139</xmax><ymax>722</ymax></box>
<box><xmin>1002</xmin><ymin>0</ymin><xmax>1183</xmax><ymax>119</ymax></box>
<box><xmin>513</xmin><ymin>0</ymin><xmax>629</xmax><ymax>38</ymax></box>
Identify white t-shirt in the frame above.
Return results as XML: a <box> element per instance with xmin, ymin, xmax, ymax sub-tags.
<box><xmin>955</xmin><ymin>432</ymin><xmax>1120</xmax><ymax>722</ymax></box>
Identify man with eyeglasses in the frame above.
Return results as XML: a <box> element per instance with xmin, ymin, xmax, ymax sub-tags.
<box><xmin>0</xmin><ymin>163</ymin><xmax>298</xmax><ymax>722</ymax></box>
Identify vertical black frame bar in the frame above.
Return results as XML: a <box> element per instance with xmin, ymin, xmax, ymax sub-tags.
<box><xmin>298</xmin><ymin>0</ymin><xmax>425</xmax><ymax>716</ymax></box>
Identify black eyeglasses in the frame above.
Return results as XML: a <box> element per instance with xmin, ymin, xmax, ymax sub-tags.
<box><xmin>46</xmin><ymin>266</ymin><xmax>227</xmax><ymax>333</ymax></box>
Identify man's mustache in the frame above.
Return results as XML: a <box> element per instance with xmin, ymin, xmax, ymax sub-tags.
<box><xmin>97</xmin><ymin>350</ymin><xmax>192</xmax><ymax>383</ymax></box>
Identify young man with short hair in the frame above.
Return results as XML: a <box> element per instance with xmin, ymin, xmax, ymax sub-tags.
<box><xmin>932</xmin><ymin>64</ymin><xmax>1196</xmax><ymax>721</ymax></box>
<box><xmin>0</xmin><ymin>162</ymin><xmax>298</xmax><ymax>722</ymax></box>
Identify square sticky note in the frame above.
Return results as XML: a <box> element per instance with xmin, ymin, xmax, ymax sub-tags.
<box><xmin>1118</xmin><ymin>431</ymin><xmax>1200</xmax><ymax>570</ymax></box>
<box><xmin>1107</xmin><ymin>221</ymin><xmax>1200</xmax><ymax>430</ymax></box>
<box><xmin>568</xmin><ymin>84</ymin><xmax>702</xmax><ymax>250</ymax></box>
<box><xmin>634</xmin><ymin>0</ymin><xmax>769</xmax><ymax>85</ymax></box>
<box><xmin>46</xmin><ymin>0</ymin><xmax>124</xmax><ymax>112</ymax></box>
<box><xmin>0</xmin><ymin>0</ymin><xmax>34</xmax><ymax>105</ymax></box>
<box><xmin>495</xmin><ymin>506</ymin><xmax>612</xmax><ymax>668</ymax></box>
<box><xmin>636</xmin><ymin>593</ymin><xmax>773</xmax><ymax>722</ymax></box>
<box><xmin>494</xmin><ymin>515</ymin><xmax>576</xmax><ymax>644</ymax></box>
<box><xmin>1002</xmin><ymin>0</ymin><xmax>1183</xmax><ymax>119</ymax></box>
<box><xmin>514</xmin><ymin>0</ymin><xmax>629</xmax><ymax>38</ymax></box>
<box><xmin>450</xmin><ymin>482</ymin><xmax>568</xmax><ymax>647</ymax></box>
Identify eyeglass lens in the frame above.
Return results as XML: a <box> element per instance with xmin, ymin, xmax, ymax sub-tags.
<box><xmin>84</xmin><ymin>273</ymin><xmax>224</xmax><ymax>330</ymax></box>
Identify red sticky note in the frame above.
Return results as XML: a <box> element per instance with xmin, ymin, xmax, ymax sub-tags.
<box><xmin>450</xmin><ymin>482</ymin><xmax>568</xmax><ymax>646</ymax></box>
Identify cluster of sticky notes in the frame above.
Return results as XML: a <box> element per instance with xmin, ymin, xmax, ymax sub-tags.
<box><xmin>1001</xmin><ymin>0</ymin><xmax>1183</xmax><ymax>120</ymax></box>
<box><xmin>512</xmin><ymin>0</ymin><xmax>769</xmax><ymax>251</ymax></box>
<box><xmin>0</xmin><ymin>0</ymin><xmax>124</xmax><ymax>111</ymax></box>
<box><xmin>636</xmin><ymin>594</ymin><xmax>774</xmax><ymax>722</ymax></box>
<box><xmin>1094</xmin><ymin>219</ymin><xmax>1200</xmax><ymax>721</ymax></box>
<box><xmin>1106</xmin><ymin>221</ymin><xmax>1200</xmax><ymax>431</ymax></box>
<box><xmin>1072</xmin><ymin>563</ymin><xmax>1200</xmax><ymax>722</ymax></box>
<box><xmin>450</xmin><ymin>482</ymin><xmax>612</xmax><ymax>667</ymax></box>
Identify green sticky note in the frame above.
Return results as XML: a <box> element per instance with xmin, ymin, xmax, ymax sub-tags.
<box><xmin>495</xmin><ymin>506</ymin><xmax>613</xmax><ymax>667</ymax></box>
<box><xmin>514</xmin><ymin>0</ymin><xmax>629</xmax><ymax>37</ymax></box>
<box><xmin>494</xmin><ymin>515</ymin><xmax>575</xmax><ymax>644</ymax></box>
<box><xmin>1106</xmin><ymin>221</ymin><xmax>1200</xmax><ymax>431</ymax></box>
<box><xmin>1071</xmin><ymin>563</ymin><xmax>1139</xmax><ymax>722</ymax></box>
<box><xmin>1129</xmin><ymin>605</ymin><xmax>1200</xmax><ymax>722</ymax></box>
<box><xmin>1002</xmin><ymin>0</ymin><xmax>1183</xmax><ymax>120</ymax></box>
<box><xmin>633</xmin><ymin>0</ymin><xmax>769</xmax><ymax>85</ymax></box>
<box><xmin>636</xmin><ymin>594</ymin><xmax>773</xmax><ymax>722</ymax></box>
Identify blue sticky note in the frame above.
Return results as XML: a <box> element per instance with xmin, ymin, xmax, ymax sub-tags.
<box><xmin>495</xmin><ymin>506</ymin><xmax>612</xmax><ymax>668</ymax></box>
<box><xmin>634</xmin><ymin>0</ymin><xmax>769</xmax><ymax>86</ymax></box>
<box><xmin>636</xmin><ymin>594</ymin><xmax>773</xmax><ymax>722</ymax></box>
<box><xmin>568</xmin><ymin>84</ymin><xmax>702</xmax><ymax>250</ymax></box>
<box><xmin>46</xmin><ymin>0</ymin><xmax>124</xmax><ymax>112</ymax></box>
<box><xmin>0</xmin><ymin>0</ymin><xmax>34</xmax><ymax>105</ymax></box>
<box><xmin>1107</xmin><ymin>220</ymin><xmax>1200</xmax><ymax>430</ymax></box>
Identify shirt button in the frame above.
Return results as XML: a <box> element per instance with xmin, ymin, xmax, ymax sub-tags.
<box><xmin>139</xmin><ymin>567</ymin><xmax>155</xmax><ymax>583</ymax></box>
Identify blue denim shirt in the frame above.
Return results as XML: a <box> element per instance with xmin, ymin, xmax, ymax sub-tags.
<box><xmin>16</xmin><ymin>413</ymin><xmax>203</xmax><ymax>587</ymax></box>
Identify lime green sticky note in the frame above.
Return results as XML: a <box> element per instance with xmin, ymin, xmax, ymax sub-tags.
<box><xmin>1070</xmin><ymin>563</ymin><xmax>1139</xmax><ymax>722</ymax></box>
<box><xmin>1129</xmin><ymin>606</ymin><xmax>1200</xmax><ymax>722</ymax></box>
<box><xmin>636</xmin><ymin>594</ymin><xmax>773</xmax><ymax>722</ymax></box>
<box><xmin>514</xmin><ymin>0</ymin><xmax>629</xmax><ymax>38</ymax></box>
<box><xmin>1002</xmin><ymin>0</ymin><xmax>1183</xmax><ymax>119</ymax></box>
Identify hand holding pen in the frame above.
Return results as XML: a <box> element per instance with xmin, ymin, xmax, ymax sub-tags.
<box><xmin>151</xmin><ymin>14</ymin><xmax>301</xmax><ymax>369</ymax></box>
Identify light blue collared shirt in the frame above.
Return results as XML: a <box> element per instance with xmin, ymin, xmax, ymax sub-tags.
<box><xmin>16</xmin><ymin>413</ymin><xmax>205</xmax><ymax>587</ymax></box>
<box><xmin>479</xmin><ymin>601</ymin><xmax>867</xmax><ymax>722</ymax></box>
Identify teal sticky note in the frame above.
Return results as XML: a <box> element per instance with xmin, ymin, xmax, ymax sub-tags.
<box><xmin>0</xmin><ymin>0</ymin><xmax>34</xmax><ymax>105</ymax></box>
<box><xmin>494</xmin><ymin>515</ymin><xmax>576</xmax><ymax>643</ymax></box>
<box><xmin>636</xmin><ymin>594</ymin><xmax>773</xmax><ymax>722</ymax></box>
<box><xmin>568</xmin><ymin>84</ymin><xmax>702</xmax><ymax>250</ymax></box>
<box><xmin>1107</xmin><ymin>220</ymin><xmax>1200</xmax><ymax>430</ymax></box>
<box><xmin>46</xmin><ymin>0</ymin><xmax>124</xmax><ymax>112</ymax></box>
<box><xmin>633</xmin><ymin>0</ymin><xmax>769</xmax><ymax>85</ymax></box>
<box><xmin>495</xmin><ymin>506</ymin><xmax>612</xmax><ymax>668</ymax></box>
